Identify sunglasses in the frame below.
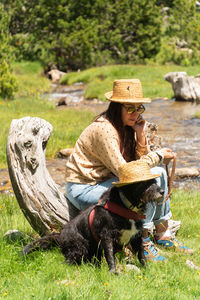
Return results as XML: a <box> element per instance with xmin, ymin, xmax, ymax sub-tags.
<box><xmin>122</xmin><ymin>104</ymin><xmax>145</xmax><ymax>114</ymax></box>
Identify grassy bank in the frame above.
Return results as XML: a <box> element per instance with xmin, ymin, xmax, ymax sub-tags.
<box><xmin>61</xmin><ymin>64</ymin><xmax>200</xmax><ymax>101</ymax></box>
<box><xmin>0</xmin><ymin>190</ymin><xmax>200</xmax><ymax>299</ymax></box>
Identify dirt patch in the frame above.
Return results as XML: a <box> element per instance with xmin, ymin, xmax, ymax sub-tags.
<box><xmin>0</xmin><ymin>158</ymin><xmax>68</xmax><ymax>195</ymax></box>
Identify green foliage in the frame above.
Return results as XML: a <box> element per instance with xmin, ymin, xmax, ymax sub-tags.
<box><xmin>0</xmin><ymin>3</ymin><xmax>18</xmax><ymax>99</ymax></box>
<box><xmin>2</xmin><ymin>0</ymin><xmax>200</xmax><ymax>70</ymax></box>
<box><xmin>155</xmin><ymin>38</ymin><xmax>200</xmax><ymax>66</ymax></box>
<box><xmin>0</xmin><ymin>3</ymin><xmax>12</xmax><ymax>62</ymax></box>
<box><xmin>166</xmin><ymin>0</ymin><xmax>198</xmax><ymax>42</ymax></box>
<box><xmin>158</xmin><ymin>0</ymin><xmax>200</xmax><ymax>66</ymax></box>
<box><xmin>0</xmin><ymin>61</ymin><xmax>18</xmax><ymax>99</ymax></box>
<box><xmin>156</xmin><ymin>0</ymin><xmax>175</xmax><ymax>7</ymax></box>
<box><xmin>2</xmin><ymin>0</ymin><xmax>163</xmax><ymax>70</ymax></box>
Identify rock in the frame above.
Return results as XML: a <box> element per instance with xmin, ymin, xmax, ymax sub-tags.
<box><xmin>165</xmin><ymin>72</ymin><xmax>200</xmax><ymax>102</ymax></box>
<box><xmin>58</xmin><ymin>148</ymin><xmax>73</xmax><ymax>158</ymax></box>
<box><xmin>196</xmin><ymin>1</ymin><xmax>200</xmax><ymax>8</ymax></box>
<box><xmin>186</xmin><ymin>260</ymin><xmax>200</xmax><ymax>270</ymax></box>
<box><xmin>3</xmin><ymin>230</ymin><xmax>25</xmax><ymax>243</ymax></box>
<box><xmin>48</xmin><ymin>69</ymin><xmax>66</xmax><ymax>83</ymax></box>
<box><xmin>174</xmin><ymin>167</ymin><xmax>200</xmax><ymax>179</ymax></box>
<box><xmin>125</xmin><ymin>264</ymin><xmax>141</xmax><ymax>273</ymax></box>
<box><xmin>56</xmin><ymin>97</ymin><xmax>68</xmax><ymax>106</ymax></box>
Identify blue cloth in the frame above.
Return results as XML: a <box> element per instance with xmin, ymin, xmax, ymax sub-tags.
<box><xmin>66</xmin><ymin>177</ymin><xmax>118</xmax><ymax>210</ymax></box>
<box><xmin>66</xmin><ymin>166</ymin><xmax>171</xmax><ymax>229</ymax></box>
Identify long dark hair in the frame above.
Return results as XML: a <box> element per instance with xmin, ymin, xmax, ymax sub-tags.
<box><xmin>95</xmin><ymin>102</ymin><xmax>136</xmax><ymax>162</ymax></box>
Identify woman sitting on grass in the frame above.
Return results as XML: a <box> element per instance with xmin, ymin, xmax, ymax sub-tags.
<box><xmin>65</xmin><ymin>78</ymin><xmax>193</xmax><ymax>261</ymax></box>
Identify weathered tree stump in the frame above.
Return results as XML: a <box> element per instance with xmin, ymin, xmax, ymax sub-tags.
<box><xmin>7</xmin><ymin>117</ymin><xmax>70</xmax><ymax>236</ymax></box>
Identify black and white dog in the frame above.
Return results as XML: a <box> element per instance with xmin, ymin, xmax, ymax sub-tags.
<box><xmin>21</xmin><ymin>178</ymin><xmax>164</xmax><ymax>274</ymax></box>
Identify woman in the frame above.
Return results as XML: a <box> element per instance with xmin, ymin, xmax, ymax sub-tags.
<box><xmin>66</xmin><ymin>79</ymin><xmax>193</xmax><ymax>261</ymax></box>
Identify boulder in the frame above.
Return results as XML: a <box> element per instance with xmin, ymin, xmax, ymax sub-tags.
<box><xmin>48</xmin><ymin>69</ymin><xmax>66</xmax><ymax>83</ymax></box>
<box><xmin>174</xmin><ymin>167</ymin><xmax>200</xmax><ymax>179</ymax></box>
<box><xmin>58</xmin><ymin>148</ymin><xmax>74</xmax><ymax>158</ymax></box>
<box><xmin>3</xmin><ymin>229</ymin><xmax>25</xmax><ymax>243</ymax></box>
<box><xmin>165</xmin><ymin>72</ymin><xmax>200</xmax><ymax>102</ymax></box>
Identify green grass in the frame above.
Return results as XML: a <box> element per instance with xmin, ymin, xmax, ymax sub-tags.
<box><xmin>13</xmin><ymin>61</ymin><xmax>51</xmax><ymax>98</ymax></box>
<box><xmin>60</xmin><ymin>64</ymin><xmax>200</xmax><ymax>101</ymax></box>
<box><xmin>0</xmin><ymin>190</ymin><xmax>200</xmax><ymax>300</ymax></box>
<box><xmin>0</xmin><ymin>61</ymin><xmax>94</xmax><ymax>168</ymax></box>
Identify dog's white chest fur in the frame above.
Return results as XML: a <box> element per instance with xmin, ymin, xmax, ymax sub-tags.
<box><xmin>120</xmin><ymin>220</ymin><xmax>139</xmax><ymax>245</ymax></box>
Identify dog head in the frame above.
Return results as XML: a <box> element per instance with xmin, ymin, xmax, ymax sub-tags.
<box><xmin>118</xmin><ymin>179</ymin><xmax>164</xmax><ymax>213</ymax></box>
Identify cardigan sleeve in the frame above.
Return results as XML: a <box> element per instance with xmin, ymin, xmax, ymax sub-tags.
<box><xmin>90</xmin><ymin>120</ymin><xmax>126</xmax><ymax>176</ymax></box>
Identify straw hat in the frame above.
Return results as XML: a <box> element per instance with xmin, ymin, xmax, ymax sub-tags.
<box><xmin>113</xmin><ymin>160</ymin><xmax>160</xmax><ymax>187</ymax></box>
<box><xmin>105</xmin><ymin>79</ymin><xmax>151</xmax><ymax>104</ymax></box>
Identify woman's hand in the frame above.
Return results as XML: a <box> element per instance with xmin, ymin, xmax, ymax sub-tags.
<box><xmin>160</xmin><ymin>148</ymin><xmax>176</xmax><ymax>165</ymax></box>
<box><xmin>132</xmin><ymin>115</ymin><xmax>146</xmax><ymax>146</ymax></box>
<box><xmin>132</xmin><ymin>115</ymin><xmax>146</xmax><ymax>135</ymax></box>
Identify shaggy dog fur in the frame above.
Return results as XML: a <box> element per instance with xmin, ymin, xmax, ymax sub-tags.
<box><xmin>21</xmin><ymin>179</ymin><xmax>164</xmax><ymax>273</ymax></box>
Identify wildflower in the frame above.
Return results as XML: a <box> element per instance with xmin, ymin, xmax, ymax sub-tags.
<box><xmin>104</xmin><ymin>282</ymin><xmax>109</xmax><ymax>286</ymax></box>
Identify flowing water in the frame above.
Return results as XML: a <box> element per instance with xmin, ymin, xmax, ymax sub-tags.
<box><xmin>44</xmin><ymin>83</ymin><xmax>200</xmax><ymax>190</ymax></box>
<box><xmin>144</xmin><ymin>99</ymin><xmax>200</xmax><ymax>169</ymax></box>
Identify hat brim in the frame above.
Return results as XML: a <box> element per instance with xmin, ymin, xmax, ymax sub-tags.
<box><xmin>105</xmin><ymin>91</ymin><xmax>151</xmax><ymax>104</ymax></box>
<box><xmin>113</xmin><ymin>173</ymin><xmax>161</xmax><ymax>187</ymax></box>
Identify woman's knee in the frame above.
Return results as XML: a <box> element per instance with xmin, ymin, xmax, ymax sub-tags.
<box><xmin>151</xmin><ymin>166</ymin><xmax>168</xmax><ymax>196</ymax></box>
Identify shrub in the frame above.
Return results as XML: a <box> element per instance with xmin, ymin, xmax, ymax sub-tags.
<box><xmin>0</xmin><ymin>3</ymin><xmax>18</xmax><ymax>99</ymax></box>
<box><xmin>155</xmin><ymin>38</ymin><xmax>200</xmax><ymax>66</ymax></box>
<box><xmin>0</xmin><ymin>60</ymin><xmax>18</xmax><ymax>99</ymax></box>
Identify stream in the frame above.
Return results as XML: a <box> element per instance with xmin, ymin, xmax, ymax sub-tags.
<box><xmin>46</xmin><ymin>83</ymin><xmax>200</xmax><ymax>190</ymax></box>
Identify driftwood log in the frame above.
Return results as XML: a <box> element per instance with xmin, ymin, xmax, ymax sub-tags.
<box><xmin>7</xmin><ymin>117</ymin><xmax>70</xmax><ymax>236</ymax></box>
<box><xmin>7</xmin><ymin>116</ymin><xmax>181</xmax><ymax>237</ymax></box>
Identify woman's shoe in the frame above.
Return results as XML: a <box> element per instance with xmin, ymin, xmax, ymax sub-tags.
<box><xmin>143</xmin><ymin>237</ymin><xmax>167</xmax><ymax>262</ymax></box>
<box><xmin>155</xmin><ymin>236</ymin><xmax>194</xmax><ymax>254</ymax></box>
